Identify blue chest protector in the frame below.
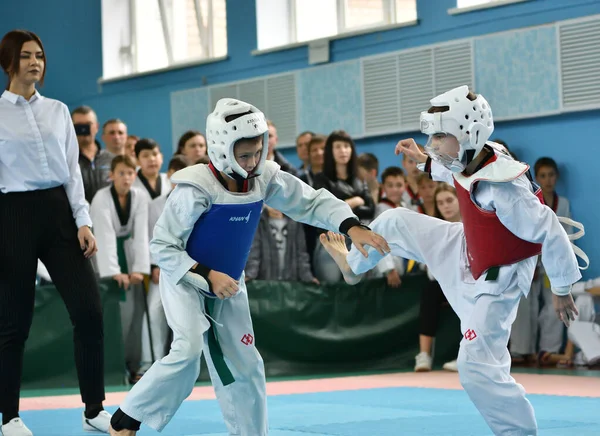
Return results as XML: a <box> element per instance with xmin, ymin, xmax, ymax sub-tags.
<box><xmin>186</xmin><ymin>200</ymin><xmax>264</xmax><ymax>280</ymax></box>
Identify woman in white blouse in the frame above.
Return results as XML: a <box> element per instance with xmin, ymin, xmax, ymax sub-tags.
<box><xmin>0</xmin><ymin>30</ymin><xmax>111</xmax><ymax>435</ymax></box>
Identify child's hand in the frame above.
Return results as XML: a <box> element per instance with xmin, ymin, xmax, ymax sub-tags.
<box><xmin>395</xmin><ymin>138</ymin><xmax>428</xmax><ymax>164</ymax></box>
<box><xmin>113</xmin><ymin>273</ymin><xmax>130</xmax><ymax>290</ymax></box>
<box><xmin>386</xmin><ymin>270</ymin><xmax>402</xmax><ymax>288</ymax></box>
<box><xmin>347</xmin><ymin>226</ymin><xmax>390</xmax><ymax>257</ymax></box>
<box><xmin>130</xmin><ymin>272</ymin><xmax>144</xmax><ymax>285</ymax></box>
<box><xmin>208</xmin><ymin>270</ymin><xmax>239</xmax><ymax>300</ymax></box>
<box><xmin>552</xmin><ymin>293</ymin><xmax>579</xmax><ymax>327</ymax></box>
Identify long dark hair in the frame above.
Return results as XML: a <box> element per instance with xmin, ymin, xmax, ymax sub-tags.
<box><xmin>0</xmin><ymin>30</ymin><xmax>46</xmax><ymax>90</ymax></box>
<box><xmin>176</xmin><ymin>130</ymin><xmax>205</xmax><ymax>155</ymax></box>
<box><xmin>322</xmin><ymin>130</ymin><xmax>358</xmax><ymax>181</ymax></box>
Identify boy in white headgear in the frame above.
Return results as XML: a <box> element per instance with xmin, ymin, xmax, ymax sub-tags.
<box><xmin>108</xmin><ymin>98</ymin><xmax>389</xmax><ymax>435</ymax></box>
<box><xmin>319</xmin><ymin>86</ymin><xmax>588</xmax><ymax>436</ymax></box>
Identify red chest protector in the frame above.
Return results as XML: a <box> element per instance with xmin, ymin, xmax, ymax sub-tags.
<box><xmin>453</xmin><ymin>153</ymin><xmax>543</xmax><ymax>280</ymax></box>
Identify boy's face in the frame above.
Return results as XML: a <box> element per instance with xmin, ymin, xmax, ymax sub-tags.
<box><xmin>357</xmin><ymin>166</ymin><xmax>377</xmax><ymax>183</ymax></box>
<box><xmin>234</xmin><ymin>138</ymin><xmax>263</xmax><ymax>174</ymax></box>
<box><xmin>110</xmin><ymin>163</ymin><xmax>136</xmax><ymax>194</ymax></box>
<box><xmin>383</xmin><ymin>175</ymin><xmax>406</xmax><ymax>205</ymax></box>
<box><xmin>418</xmin><ymin>179</ymin><xmax>437</xmax><ymax>202</ymax></box>
<box><xmin>138</xmin><ymin>148</ymin><xmax>163</xmax><ymax>176</ymax></box>
<box><xmin>125</xmin><ymin>137</ymin><xmax>137</xmax><ymax>159</ymax></box>
<box><xmin>536</xmin><ymin>166</ymin><xmax>557</xmax><ymax>192</ymax></box>
<box><xmin>309</xmin><ymin>141</ymin><xmax>325</xmax><ymax>168</ymax></box>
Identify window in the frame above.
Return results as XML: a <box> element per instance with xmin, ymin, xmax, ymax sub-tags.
<box><xmin>451</xmin><ymin>0</ymin><xmax>530</xmax><ymax>14</ymax></box>
<box><xmin>101</xmin><ymin>0</ymin><xmax>227</xmax><ymax>80</ymax></box>
<box><xmin>457</xmin><ymin>0</ymin><xmax>500</xmax><ymax>7</ymax></box>
<box><xmin>255</xmin><ymin>0</ymin><xmax>417</xmax><ymax>51</ymax></box>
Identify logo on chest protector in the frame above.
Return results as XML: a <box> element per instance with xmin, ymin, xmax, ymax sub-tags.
<box><xmin>229</xmin><ymin>210</ymin><xmax>252</xmax><ymax>223</ymax></box>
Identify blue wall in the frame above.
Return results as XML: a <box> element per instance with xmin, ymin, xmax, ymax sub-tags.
<box><xmin>2</xmin><ymin>0</ymin><xmax>599</xmax><ymax>278</ymax></box>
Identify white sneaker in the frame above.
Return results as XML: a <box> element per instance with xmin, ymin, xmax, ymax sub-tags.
<box><xmin>83</xmin><ymin>410</ymin><xmax>112</xmax><ymax>433</ymax></box>
<box><xmin>414</xmin><ymin>352</ymin><xmax>432</xmax><ymax>372</ymax></box>
<box><xmin>442</xmin><ymin>359</ymin><xmax>458</xmax><ymax>372</ymax></box>
<box><xmin>1</xmin><ymin>418</ymin><xmax>33</xmax><ymax>436</ymax></box>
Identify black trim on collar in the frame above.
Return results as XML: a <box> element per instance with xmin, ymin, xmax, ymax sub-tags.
<box><xmin>137</xmin><ymin>170</ymin><xmax>162</xmax><ymax>199</ymax></box>
<box><xmin>110</xmin><ymin>185</ymin><xmax>132</xmax><ymax>226</ymax></box>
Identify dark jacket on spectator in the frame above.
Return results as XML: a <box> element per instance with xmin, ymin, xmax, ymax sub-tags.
<box><xmin>312</xmin><ymin>172</ymin><xmax>375</xmax><ymax>222</ymax></box>
<box><xmin>245</xmin><ymin>209</ymin><xmax>315</xmax><ymax>282</ymax></box>
<box><xmin>274</xmin><ymin>150</ymin><xmax>299</xmax><ymax>177</ymax></box>
<box><xmin>78</xmin><ymin>141</ymin><xmax>114</xmax><ymax>203</ymax></box>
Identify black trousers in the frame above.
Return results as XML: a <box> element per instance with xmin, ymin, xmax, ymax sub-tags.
<box><xmin>419</xmin><ymin>279</ymin><xmax>454</xmax><ymax>337</ymax></box>
<box><xmin>0</xmin><ymin>187</ymin><xmax>105</xmax><ymax>417</ymax></box>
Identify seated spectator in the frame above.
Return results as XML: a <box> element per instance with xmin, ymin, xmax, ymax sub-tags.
<box><xmin>245</xmin><ymin>205</ymin><xmax>317</xmax><ymax>283</ymax></box>
<box><xmin>564</xmin><ymin>278</ymin><xmax>600</xmax><ymax>367</ymax></box>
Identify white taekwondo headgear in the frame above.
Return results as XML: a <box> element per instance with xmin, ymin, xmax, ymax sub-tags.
<box><xmin>419</xmin><ymin>86</ymin><xmax>494</xmax><ymax>172</ymax></box>
<box><xmin>206</xmin><ymin>98</ymin><xmax>269</xmax><ymax>179</ymax></box>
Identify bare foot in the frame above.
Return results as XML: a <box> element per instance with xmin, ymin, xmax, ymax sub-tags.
<box><xmin>319</xmin><ymin>231</ymin><xmax>362</xmax><ymax>285</ymax></box>
<box><xmin>110</xmin><ymin>425</ymin><xmax>137</xmax><ymax>436</ymax></box>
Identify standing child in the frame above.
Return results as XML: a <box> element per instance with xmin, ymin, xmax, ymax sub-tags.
<box><xmin>374</xmin><ymin>166</ymin><xmax>407</xmax><ymax>288</ymax></box>
<box><xmin>109</xmin><ymin>98</ymin><xmax>388</xmax><ymax>435</ymax></box>
<box><xmin>245</xmin><ymin>205</ymin><xmax>318</xmax><ymax>283</ymax></box>
<box><xmin>357</xmin><ymin>152</ymin><xmax>380</xmax><ymax>206</ymax></box>
<box><xmin>90</xmin><ymin>155</ymin><xmax>150</xmax><ymax>384</ymax></box>
<box><xmin>132</xmin><ymin>138</ymin><xmax>171</xmax><ymax>202</ymax></box>
<box><xmin>511</xmin><ymin>157</ymin><xmax>573</xmax><ymax>363</ymax></box>
<box><xmin>319</xmin><ymin>86</ymin><xmax>587</xmax><ymax>436</ymax></box>
<box><xmin>138</xmin><ymin>155</ymin><xmax>190</xmax><ymax>374</ymax></box>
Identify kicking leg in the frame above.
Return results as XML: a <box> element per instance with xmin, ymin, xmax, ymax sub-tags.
<box><xmin>322</xmin><ymin>208</ymin><xmax>464</xmax><ymax>287</ymax></box>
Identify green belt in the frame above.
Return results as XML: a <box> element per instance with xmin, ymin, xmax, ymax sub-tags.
<box><xmin>204</xmin><ymin>299</ymin><xmax>235</xmax><ymax>386</ymax></box>
<box><xmin>485</xmin><ymin>266</ymin><xmax>500</xmax><ymax>281</ymax></box>
<box><xmin>116</xmin><ymin>234</ymin><xmax>131</xmax><ymax>301</ymax></box>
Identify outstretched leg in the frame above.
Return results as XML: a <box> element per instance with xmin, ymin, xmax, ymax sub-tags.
<box><xmin>321</xmin><ymin>208</ymin><xmax>464</xmax><ymax>290</ymax></box>
<box><xmin>319</xmin><ymin>232</ymin><xmax>363</xmax><ymax>285</ymax></box>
